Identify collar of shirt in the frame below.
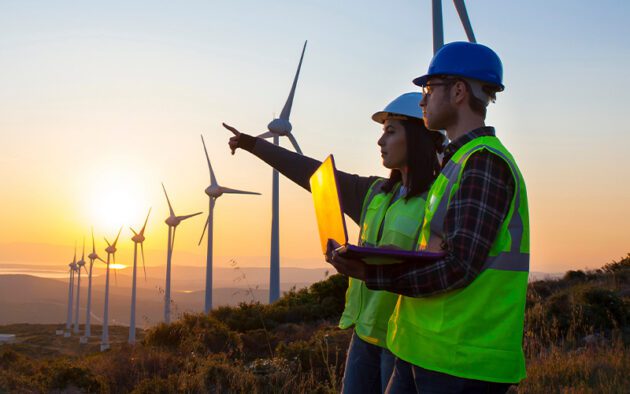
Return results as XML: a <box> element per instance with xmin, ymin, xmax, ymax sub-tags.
<box><xmin>442</xmin><ymin>127</ymin><xmax>496</xmax><ymax>167</ymax></box>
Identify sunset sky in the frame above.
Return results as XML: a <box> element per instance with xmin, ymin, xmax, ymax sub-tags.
<box><xmin>1</xmin><ymin>0</ymin><xmax>629</xmax><ymax>274</ymax></box>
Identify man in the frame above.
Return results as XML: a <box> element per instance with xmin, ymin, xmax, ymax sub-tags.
<box><xmin>327</xmin><ymin>41</ymin><xmax>529</xmax><ymax>393</ymax></box>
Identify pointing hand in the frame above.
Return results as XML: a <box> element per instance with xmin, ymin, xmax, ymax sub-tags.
<box><xmin>222</xmin><ymin>123</ymin><xmax>241</xmax><ymax>155</ymax></box>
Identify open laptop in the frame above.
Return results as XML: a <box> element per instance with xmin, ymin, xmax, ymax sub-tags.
<box><xmin>309</xmin><ymin>155</ymin><xmax>445</xmax><ymax>264</ymax></box>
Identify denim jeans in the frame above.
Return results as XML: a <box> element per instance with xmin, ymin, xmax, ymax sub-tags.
<box><xmin>341</xmin><ymin>331</ymin><xmax>396</xmax><ymax>394</ymax></box>
<box><xmin>385</xmin><ymin>357</ymin><xmax>513</xmax><ymax>394</ymax></box>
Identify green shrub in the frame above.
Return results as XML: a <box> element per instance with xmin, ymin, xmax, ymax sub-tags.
<box><xmin>143</xmin><ymin>313</ymin><xmax>241</xmax><ymax>356</ymax></box>
<box><xmin>42</xmin><ymin>359</ymin><xmax>104</xmax><ymax>392</ymax></box>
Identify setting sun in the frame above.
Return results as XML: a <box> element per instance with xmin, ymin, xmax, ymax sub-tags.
<box><xmin>83</xmin><ymin>170</ymin><xmax>149</xmax><ymax>232</ymax></box>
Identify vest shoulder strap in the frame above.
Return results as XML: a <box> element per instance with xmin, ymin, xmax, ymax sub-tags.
<box><xmin>359</xmin><ymin>178</ymin><xmax>387</xmax><ymax>228</ymax></box>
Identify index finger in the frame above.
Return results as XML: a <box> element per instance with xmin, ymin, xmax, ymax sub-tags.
<box><xmin>222</xmin><ymin>122</ymin><xmax>240</xmax><ymax>136</ymax></box>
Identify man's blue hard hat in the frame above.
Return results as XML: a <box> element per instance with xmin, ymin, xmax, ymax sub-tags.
<box><xmin>413</xmin><ymin>41</ymin><xmax>504</xmax><ymax>91</ymax></box>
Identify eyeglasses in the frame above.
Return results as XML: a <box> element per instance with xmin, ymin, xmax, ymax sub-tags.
<box><xmin>421</xmin><ymin>82</ymin><xmax>453</xmax><ymax>96</ymax></box>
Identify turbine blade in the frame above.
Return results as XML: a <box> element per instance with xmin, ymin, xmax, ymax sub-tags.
<box><xmin>91</xmin><ymin>227</ymin><xmax>96</xmax><ymax>254</ymax></box>
<box><xmin>130</xmin><ymin>227</ymin><xmax>138</xmax><ymax>236</ymax></box>
<box><xmin>98</xmin><ymin>257</ymin><xmax>106</xmax><ymax>264</ymax></box>
<box><xmin>453</xmin><ymin>0</ymin><xmax>476</xmax><ymax>42</ymax></box>
<box><xmin>201</xmin><ymin>135</ymin><xmax>218</xmax><ymax>187</ymax></box>
<box><xmin>286</xmin><ymin>133</ymin><xmax>303</xmax><ymax>155</ymax></box>
<box><xmin>83</xmin><ymin>265</ymin><xmax>88</xmax><ymax>274</ymax></box>
<box><xmin>198</xmin><ymin>215</ymin><xmax>210</xmax><ymax>246</ymax></box>
<box><xmin>279</xmin><ymin>40</ymin><xmax>307</xmax><ymax>121</ymax></box>
<box><xmin>161</xmin><ymin>183</ymin><xmax>175</xmax><ymax>217</ymax></box>
<box><xmin>220</xmin><ymin>187</ymin><xmax>261</xmax><ymax>195</ymax></box>
<box><xmin>257</xmin><ymin>131</ymin><xmax>275</xmax><ymax>139</ymax></box>
<box><xmin>104</xmin><ymin>237</ymin><xmax>111</xmax><ymax>248</ymax></box>
<box><xmin>114</xmin><ymin>268</ymin><xmax>118</xmax><ymax>286</ymax></box>
<box><xmin>141</xmin><ymin>243</ymin><xmax>147</xmax><ymax>281</ymax></box>
<box><xmin>73</xmin><ymin>242</ymin><xmax>77</xmax><ymax>263</ymax></box>
<box><xmin>81</xmin><ymin>237</ymin><xmax>85</xmax><ymax>260</ymax></box>
<box><xmin>432</xmin><ymin>0</ymin><xmax>444</xmax><ymax>54</ymax></box>
<box><xmin>113</xmin><ymin>227</ymin><xmax>122</xmax><ymax>247</ymax></box>
<box><xmin>177</xmin><ymin>212</ymin><xmax>203</xmax><ymax>221</ymax></box>
<box><xmin>141</xmin><ymin>207</ymin><xmax>152</xmax><ymax>235</ymax></box>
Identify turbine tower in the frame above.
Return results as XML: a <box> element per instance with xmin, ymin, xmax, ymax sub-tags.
<box><xmin>162</xmin><ymin>183</ymin><xmax>202</xmax><ymax>323</ymax></box>
<box><xmin>257</xmin><ymin>40</ymin><xmax>307</xmax><ymax>303</ymax></box>
<box><xmin>431</xmin><ymin>0</ymin><xmax>476</xmax><ymax>54</ymax></box>
<box><xmin>73</xmin><ymin>239</ymin><xmax>87</xmax><ymax>334</ymax></box>
<box><xmin>129</xmin><ymin>208</ymin><xmax>151</xmax><ymax>344</ymax></box>
<box><xmin>199</xmin><ymin>135</ymin><xmax>260</xmax><ymax>313</ymax></box>
<box><xmin>101</xmin><ymin>227</ymin><xmax>122</xmax><ymax>351</ymax></box>
<box><xmin>82</xmin><ymin>228</ymin><xmax>104</xmax><ymax>343</ymax></box>
<box><xmin>64</xmin><ymin>246</ymin><xmax>77</xmax><ymax>337</ymax></box>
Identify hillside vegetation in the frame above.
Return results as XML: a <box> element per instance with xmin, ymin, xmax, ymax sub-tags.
<box><xmin>1</xmin><ymin>255</ymin><xmax>630</xmax><ymax>393</ymax></box>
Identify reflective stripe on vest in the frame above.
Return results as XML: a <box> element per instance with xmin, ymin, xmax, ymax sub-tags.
<box><xmin>387</xmin><ymin>136</ymin><xmax>530</xmax><ymax>383</ymax></box>
<box><xmin>339</xmin><ymin>179</ymin><xmax>428</xmax><ymax>347</ymax></box>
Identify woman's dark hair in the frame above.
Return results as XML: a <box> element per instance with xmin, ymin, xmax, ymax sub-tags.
<box><xmin>380</xmin><ymin>117</ymin><xmax>445</xmax><ymax>199</ymax></box>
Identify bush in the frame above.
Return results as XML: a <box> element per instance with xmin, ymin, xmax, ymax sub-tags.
<box><xmin>42</xmin><ymin>359</ymin><xmax>104</xmax><ymax>392</ymax></box>
<box><xmin>143</xmin><ymin>313</ymin><xmax>241</xmax><ymax>356</ymax></box>
<box><xmin>211</xmin><ymin>274</ymin><xmax>348</xmax><ymax>333</ymax></box>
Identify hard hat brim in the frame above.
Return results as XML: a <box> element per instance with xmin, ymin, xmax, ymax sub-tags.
<box><xmin>413</xmin><ymin>75</ymin><xmax>429</xmax><ymax>87</ymax></box>
<box><xmin>413</xmin><ymin>73</ymin><xmax>505</xmax><ymax>91</ymax></box>
<box><xmin>371</xmin><ymin>111</ymin><xmax>388</xmax><ymax>124</ymax></box>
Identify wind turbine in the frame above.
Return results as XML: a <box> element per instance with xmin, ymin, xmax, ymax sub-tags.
<box><xmin>73</xmin><ymin>239</ymin><xmax>86</xmax><ymax>334</ymax></box>
<box><xmin>162</xmin><ymin>183</ymin><xmax>202</xmax><ymax>323</ymax></box>
<box><xmin>431</xmin><ymin>0</ymin><xmax>476</xmax><ymax>54</ymax></box>
<box><xmin>81</xmin><ymin>228</ymin><xmax>105</xmax><ymax>343</ymax></box>
<box><xmin>64</xmin><ymin>246</ymin><xmax>77</xmax><ymax>337</ymax></box>
<box><xmin>129</xmin><ymin>208</ymin><xmax>151</xmax><ymax>344</ymax></box>
<box><xmin>199</xmin><ymin>135</ymin><xmax>260</xmax><ymax>313</ymax></box>
<box><xmin>100</xmin><ymin>227</ymin><xmax>122</xmax><ymax>352</ymax></box>
<box><xmin>256</xmin><ymin>40</ymin><xmax>307</xmax><ymax>303</ymax></box>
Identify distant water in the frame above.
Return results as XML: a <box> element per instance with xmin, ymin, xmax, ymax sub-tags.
<box><xmin>0</xmin><ymin>268</ymin><xmax>68</xmax><ymax>279</ymax></box>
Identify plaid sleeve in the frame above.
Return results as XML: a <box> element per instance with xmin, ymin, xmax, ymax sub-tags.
<box><xmin>364</xmin><ymin>150</ymin><xmax>515</xmax><ymax>297</ymax></box>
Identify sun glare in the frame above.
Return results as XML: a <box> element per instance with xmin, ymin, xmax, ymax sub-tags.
<box><xmin>85</xmin><ymin>175</ymin><xmax>148</xmax><ymax>233</ymax></box>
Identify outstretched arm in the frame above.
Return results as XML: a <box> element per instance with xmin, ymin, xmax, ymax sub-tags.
<box><xmin>224</xmin><ymin>123</ymin><xmax>380</xmax><ymax>224</ymax></box>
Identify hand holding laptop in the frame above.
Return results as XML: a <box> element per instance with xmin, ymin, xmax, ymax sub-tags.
<box><xmin>325</xmin><ymin>239</ymin><xmax>368</xmax><ymax>281</ymax></box>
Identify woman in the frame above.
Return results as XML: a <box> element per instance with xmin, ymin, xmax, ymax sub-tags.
<box><xmin>223</xmin><ymin>92</ymin><xmax>444</xmax><ymax>393</ymax></box>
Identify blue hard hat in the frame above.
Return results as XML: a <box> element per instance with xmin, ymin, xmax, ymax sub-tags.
<box><xmin>372</xmin><ymin>92</ymin><xmax>423</xmax><ymax>124</ymax></box>
<box><xmin>413</xmin><ymin>41</ymin><xmax>504</xmax><ymax>91</ymax></box>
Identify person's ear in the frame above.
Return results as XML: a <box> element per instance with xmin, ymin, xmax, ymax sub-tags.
<box><xmin>452</xmin><ymin>80</ymin><xmax>467</xmax><ymax>105</ymax></box>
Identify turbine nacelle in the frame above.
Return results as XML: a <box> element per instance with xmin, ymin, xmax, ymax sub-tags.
<box><xmin>205</xmin><ymin>185</ymin><xmax>223</xmax><ymax>198</ymax></box>
<box><xmin>267</xmin><ymin>118</ymin><xmax>292</xmax><ymax>136</ymax></box>
<box><xmin>131</xmin><ymin>233</ymin><xmax>146</xmax><ymax>243</ymax></box>
<box><xmin>105</xmin><ymin>245</ymin><xmax>117</xmax><ymax>255</ymax></box>
<box><xmin>77</xmin><ymin>259</ymin><xmax>86</xmax><ymax>268</ymax></box>
<box><xmin>165</xmin><ymin>216</ymin><xmax>181</xmax><ymax>228</ymax></box>
<box><xmin>88</xmin><ymin>252</ymin><xmax>99</xmax><ymax>261</ymax></box>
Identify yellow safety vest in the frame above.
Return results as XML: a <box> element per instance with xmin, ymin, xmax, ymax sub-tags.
<box><xmin>339</xmin><ymin>179</ymin><xmax>427</xmax><ymax>347</ymax></box>
<box><xmin>387</xmin><ymin>136</ymin><xmax>530</xmax><ymax>383</ymax></box>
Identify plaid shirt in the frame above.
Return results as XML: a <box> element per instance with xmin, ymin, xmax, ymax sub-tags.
<box><xmin>364</xmin><ymin>127</ymin><xmax>515</xmax><ymax>297</ymax></box>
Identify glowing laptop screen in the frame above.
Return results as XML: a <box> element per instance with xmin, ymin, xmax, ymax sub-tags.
<box><xmin>309</xmin><ymin>155</ymin><xmax>348</xmax><ymax>254</ymax></box>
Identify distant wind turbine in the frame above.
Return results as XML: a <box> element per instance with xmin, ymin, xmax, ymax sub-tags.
<box><xmin>101</xmin><ymin>227</ymin><xmax>122</xmax><ymax>352</ymax></box>
<box><xmin>64</xmin><ymin>245</ymin><xmax>77</xmax><ymax>337</ymax></box>
<box><xmin>256</xmin><ymin>40</ymin><xmax>307</xmax><ymax>303</ymax></box>
<box><xmin>162</xmin><ymin>183</ymin><xmax>202</xmax><ymax>323</ymax></box>
<box><xmin>129</xmin><ymin>208</ymin><xmax>151</xmax><ymax>345</ymax></box>
<box><xmin>81</xmin><ymin>228</ymin><xmax>105</xmax><ymax>343</ymax></box>
<box><xmin>73</xmin><ymin>239</ymin><xmax>87</xmax><ymax>334</ymax></box>
<box><xmin>199</xmin><ymin>135</ymin><xmax>260</xmax><ymax>313</ymax></box>
<box><xmin>431</xmin><ymin>0</ymin><xmax>476</xmax><ymax>54</ymax></box>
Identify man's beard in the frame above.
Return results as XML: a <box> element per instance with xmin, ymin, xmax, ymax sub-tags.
<box><xmin>425</xmin><ymin>98</ymin><xmax>457</xmax><ymax>132</ymax></box>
